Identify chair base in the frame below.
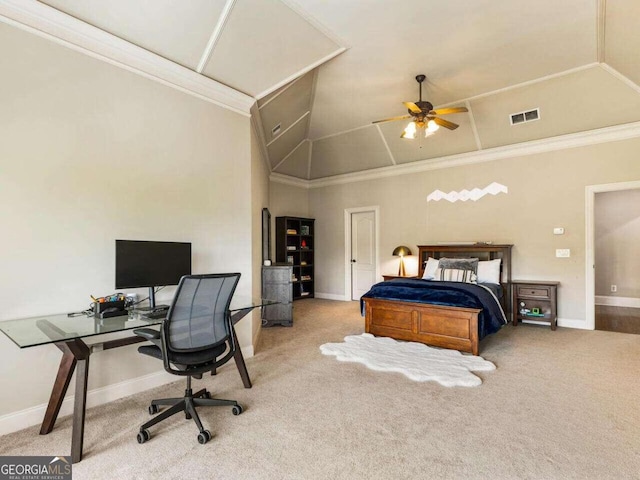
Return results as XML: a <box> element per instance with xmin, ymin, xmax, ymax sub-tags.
<box><xmin>137</xmin><ymin>377</ymin><xmax>242</xmax><ymax>445</ymax></box>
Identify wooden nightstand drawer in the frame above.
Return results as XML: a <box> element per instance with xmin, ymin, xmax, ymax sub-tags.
<box><xmin>517</xmin><ymin>285</ymin><xmax>551</xmax><ymax>298</ymax></box>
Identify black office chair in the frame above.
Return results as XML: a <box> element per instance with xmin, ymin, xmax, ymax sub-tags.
<box><xmin>133</xmin><ymin>273</ymin><xmax>243</xmax><ymax>445</ymax></box>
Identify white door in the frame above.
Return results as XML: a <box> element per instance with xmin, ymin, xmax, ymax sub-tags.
<box><xmin>351</xmin><ymin>211</ymin><xmax>376</xmax><ymax>300</ymax></box>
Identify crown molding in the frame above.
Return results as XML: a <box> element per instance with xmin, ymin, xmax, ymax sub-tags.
<box><xmin>269</xmin><ymin>172</ymin><xmax>310</xmax><ymax>188</ymax></box>
<box><xmin>270</xmin><ymin>121</ymin><xmax>640</xmax><ymax>189</ymax></box>
<box><xmin>0</xmin><ymin>0</ymin><xmax>254</xmax><ymax>116</ymax></box>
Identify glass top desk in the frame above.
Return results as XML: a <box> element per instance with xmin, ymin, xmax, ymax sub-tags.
<box><xmin>0</xmin><ymin>296</ymin><xmax>276</xmax><ymax>463</ymax></box>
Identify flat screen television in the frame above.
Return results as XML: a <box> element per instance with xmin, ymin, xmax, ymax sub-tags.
<box><xmin>115</xmin><ymin>240</ymin><xmax>192</xmax><ymax>309</ymax></box>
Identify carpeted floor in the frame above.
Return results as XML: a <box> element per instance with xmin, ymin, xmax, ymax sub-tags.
<box><xmin>1</xmin><ymin>299</ymin><xmax>639</xmax><ymax>479</ymax></box>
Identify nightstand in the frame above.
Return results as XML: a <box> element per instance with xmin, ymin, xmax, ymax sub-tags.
<box><xmin>512</xmin><ymin>280</ymin><xmax>559</xmax><ymax>330</ymax></box>
<box><xmin>382</xmin><ymin>275</ymin><xmax>420</xmax><ymax>281</ymax></box>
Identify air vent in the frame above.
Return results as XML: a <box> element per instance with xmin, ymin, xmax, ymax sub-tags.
<box><xmin>271</xmin><ymin>123</ymin><xmax>281</xmax><ymax>136</ymax></box>
<box><xmin>510</xmin><ymin>108</ymin><xmax>540</xmax><ymax>125</ymax></box>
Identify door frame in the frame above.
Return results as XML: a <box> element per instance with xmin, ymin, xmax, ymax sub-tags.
<box><xmin>585</xmin><ymin>180</ymin><xmax>640</xmax><ymax>329</ymax></box>
<box><xmin>344</xmin><ymin>206</ymin><xmax>380</xmax><ymax>301</ymax></box>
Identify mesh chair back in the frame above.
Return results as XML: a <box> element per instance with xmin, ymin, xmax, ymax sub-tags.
<box><xmin>167</xmin><ymin>274</ymin><xmax>240</xmax><ymax>352</ymax></box>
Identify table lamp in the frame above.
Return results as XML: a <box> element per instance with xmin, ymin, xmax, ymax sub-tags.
<box><xmin>392</xmin><ymin>246</ymin><xmax>412</xmax><ymax>276</ymax></box>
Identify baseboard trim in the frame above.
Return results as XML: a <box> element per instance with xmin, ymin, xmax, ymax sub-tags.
<box><xmin>0</xmin><ymin>370</ymin><xmax>175</xmax><ymax>436</ymax></box>
<box><xmin>314</xmin><ymin>292</ymin><xmax>350</xmax><ymax>301</ymax></box>
<box><xmin>558</xmin><ymin>317</ymin><xmax>591</xmax><ymax>330</ymax></box>
<box><xmin>595</xmin><ymin>295</ymin><xmax>640</xmax><ymax>308</ymax></box>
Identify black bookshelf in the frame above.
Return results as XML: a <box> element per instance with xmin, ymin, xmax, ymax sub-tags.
<box><xmin>275</xmin><ymin>216</ymin><xmax>314</xmax><ymax>300</ymax></box>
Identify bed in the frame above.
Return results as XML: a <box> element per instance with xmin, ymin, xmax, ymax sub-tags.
<box><xmin>361</xmin><ymin>244</ymin><xmax>512</xmax><ymax>355</ymax></box>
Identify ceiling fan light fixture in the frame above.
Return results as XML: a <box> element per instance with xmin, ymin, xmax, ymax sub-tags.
<box><xmin>427</xmin><ymin>119</ymin><xmax>439</xmax><ymax>133</ymax></box>
<box><xmin>401</xmin><ymin>121</ymin><xmax>417</xmax><ymax>139</ymax></box>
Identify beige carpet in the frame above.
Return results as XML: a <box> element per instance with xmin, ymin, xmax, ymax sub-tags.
<box><xmin>1</xmin><ymin>299</ymin><xmax>639</xmax><ymax>479</ymax></box>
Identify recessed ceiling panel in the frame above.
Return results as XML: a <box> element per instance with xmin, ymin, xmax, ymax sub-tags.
<box><xmin>274</xmin><ymin>140</ymin><xmax>310</xmax><ymax>178</ymax></box>
<box><xmin>260</xmin><ymin>71</ymin><xmax>314</xmax><ymax>143</ymax></box>
<box><xmin>39</xmin><ymin>0</ymin><xmax>226</xmax><ymax>70</ymax></box>
<box><xmin>203</xmin><ymin>0</ymin><xmax>340</xmax><ymax>97</ymax></box>
<box><xmin>305</xmin><ymin>0</ymin><xmax>595</xmax><ymax>139</ymax></box>
<box><xmin>267</xmin><ymin>115</ymin><xmax>309</xmax><ymax>168</ymax></box>
<box><xmin>378</xmin><ymin>114</ymin><xmax>478</xmax><ymax>165</ymax></box>
<box><xmin>605</xmin><ymin>0</ymin><xmax>640</xmax><ymax>86</ymax></box>
<box><xmin>310</xmin><ymin>127</ymin><xmax>392</xmax><ymax>179</ymax></box>
<box><xmin>471</xmin><ymin>66</ymin><xmax>640</xmax><ymax>149</ymax></box>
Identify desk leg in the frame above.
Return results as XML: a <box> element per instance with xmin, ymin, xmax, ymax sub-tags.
<box><xmin>228</xmin><ymin>309</ymin><xmax>254</xmax><ymax>388</ymax></box>
<box><xmin>71</xmin><ymin>351</ymin><xmax>89</xmax><ymax>463</ymax></box>
<box><xmin>233</xmin><ymin>343</ymin><xmax>252</xmax><ymax>389</ymax></box>
<box><xmin>40</xmin><ymin>344</ymin><xmax>77</xmax><ymax>435</ymax></box>
<box><xmin>41</xmin><ymin>339</ymin><xmax>90</xmax><ymax>464</ymax></box>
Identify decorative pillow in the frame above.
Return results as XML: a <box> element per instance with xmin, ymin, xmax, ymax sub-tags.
<box><xmin>435</xmin><ymin>257</ymin><xmax>479</xmax><ymax>284</ymax></box>
<box><xmin>439</xmin><ymin>268</ymin><xmax>477</xmax><ymax>283</ymax></box>
<box><xmin>477</xmin><ymin>259</ymin><xmax>502</xmax><ymax>284</ymax></box>
<box><xmin>421</xmin><ymin>257</ymin><xmax>439</xmax><ymax>279</ymax></box>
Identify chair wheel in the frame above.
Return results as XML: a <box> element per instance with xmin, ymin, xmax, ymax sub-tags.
<box><xmin>197</xmin><ymin>430</ymin><xmax>211</xmax><ymax>444</ymax></box>
<box><xmin>137</xmin><ymin>429</ymin><xmax>150</xmax><ymax>444</ymax></box>
<box><xmin>204</xmin><ymin>391</ymin><xmax>212</xmax><ymax>399</ymax></box>
<box><xmin>185</xmin><ymin>412</ymin><xmax>192</xmax><ymax>420</ymax></box>
<box><xmin>148</xmin><ymin>404</ymin><xmax>159</xmax><ymax>415</ymax></box>
<box><xmin>232</xmin><ymin>405</ymin><xmax>243</xmax><ymax>416</ymax></box>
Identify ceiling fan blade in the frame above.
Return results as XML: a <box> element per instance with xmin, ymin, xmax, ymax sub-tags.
<box><xmin>430</xmin><ymin>107</ymin><xmax>468</xmax><ymax>115</ymax></box>
<box><xmin>403</xmin><ymin>102</ymin><xmax>423</xmax><ymax>114</ymax></box>
<box><xmin>433</xmin><ymin>116</ymin><xmax>459</xmax><ymax>130</ymax></box>
<box><xmin>372</xmin><ymin>114</ymin><xmax>411</xmax><ymax>124</ymax></box>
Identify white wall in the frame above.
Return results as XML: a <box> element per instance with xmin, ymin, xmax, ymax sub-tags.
<box><xmin>308</xmin><ymin>137</ymin><xmax>640</xmax><ymax>326</ymax></box>
<box><xmin>595</xmin><ymin>189</ymin><xmax>640</xmax><ymax>299</ymax></box>
<box><xmin>0</xmin><ymin>23</ymin><xmax>253</xmax><ymax>423</ymax></box>
<box><xmin>251</xmin><ymin>124</ymin><xmax>271</xmax><ymax>347</ymax></box>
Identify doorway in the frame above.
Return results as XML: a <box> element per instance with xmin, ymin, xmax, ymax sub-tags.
<box><xmin>344</xmin><ymin>207</ymin><xmax>379</xmax><ymax>301</ymax></box>
<box><xmin>586</xmin><ymin>181</ymin><xmax>640</xmax><ymax>333</ymax></box>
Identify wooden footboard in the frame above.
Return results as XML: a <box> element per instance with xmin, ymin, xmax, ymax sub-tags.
<box><xmin>364</xmin><ymin>298</ymin><xmax>482</xmax><ymax>355</ymax></box>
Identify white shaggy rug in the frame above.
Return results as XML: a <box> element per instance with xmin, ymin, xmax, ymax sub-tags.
<box><xmin>320</xmin><ymin>333</ymin><xmax>495</xmax><ymax>387</ymax></box>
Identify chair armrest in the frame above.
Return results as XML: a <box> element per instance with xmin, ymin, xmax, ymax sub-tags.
<box><xmin>134</xmin><ymin>328</ymin><xmax>161</xmax><ymax>341</ymax></box>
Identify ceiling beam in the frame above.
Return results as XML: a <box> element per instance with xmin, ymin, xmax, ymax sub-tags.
<box><xmin>197</xmin><ymin>0</ymin><xmax>237</xmax><ymax>73</ymax></box>
<box><xmin>597</xmin><ymin>0</ymin><xmax>607</xmax><ymax>63</ymax></box>
<box><xmin>465</xmin><ymin>100</ymin><xmax>483</xmax><ymax>151</ymax></box>
<box><xmin>375</xmin><ymin>124</ymin><xmax>396</xmax><ymax>165</ymax></box>
<box><xmin>265</xmin><ymin>111</ymin><xmax>310</xmax><ymax>147</ymax></box>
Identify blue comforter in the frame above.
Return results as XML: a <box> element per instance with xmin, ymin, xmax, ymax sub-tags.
<box><xmin>360</xmin><ymin>279</ymin><xmax>507</xmax><ymax>340</ymax></box>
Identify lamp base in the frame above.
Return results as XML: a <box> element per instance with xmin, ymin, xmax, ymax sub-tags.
<box><xmin>398</xmin><ymin>259</ymin><xmax>406</xmax><ymax>277</ymax></box>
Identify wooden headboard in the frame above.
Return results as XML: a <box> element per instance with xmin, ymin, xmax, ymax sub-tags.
<box><xmin>417</xmin><ymin>244</ymin><xmax>513</xmax><ymax>317</ymax></box>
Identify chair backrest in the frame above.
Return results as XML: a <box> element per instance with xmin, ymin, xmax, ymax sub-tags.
<box><xmin>165</xmin><ymin>273</ymin><xmax>240</xmax><ymax>353</ymax></box>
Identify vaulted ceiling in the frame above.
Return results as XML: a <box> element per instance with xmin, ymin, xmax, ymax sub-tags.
<box><xmin>17</xmin><ymin>1</ymin><xmax>640</xmax><ymax>181</ymax></box>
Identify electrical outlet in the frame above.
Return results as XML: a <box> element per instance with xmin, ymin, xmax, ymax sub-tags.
<box><xmin>553</xmin><ymin>227</ymin><xmax>564</xmax><ymax>235</ymax></box>
<box><xmin>611</xmin><ymin>285</ymin><xmax>617</xmax><ymax>293</ymax></box>
<box><xmin>555</xmin><ymin>249</ymin><xmax>570</xmax><ymax>258</ymax></box>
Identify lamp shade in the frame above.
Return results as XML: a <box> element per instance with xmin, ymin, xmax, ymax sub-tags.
<box><xmin>392</xmin><ymin>246</ymin><xmax>412</xmax><ymax>257</ymax></box>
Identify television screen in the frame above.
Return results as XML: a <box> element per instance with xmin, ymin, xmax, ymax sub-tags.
<box><xmin>115</xmin><ymin>240</ymin><xmax>192</xmax><ymax>289</ymax></box>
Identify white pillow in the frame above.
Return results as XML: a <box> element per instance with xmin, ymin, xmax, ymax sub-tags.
<box><xmin>477</xmin><ymin>259</ymin><xmax>501</xmax><ymax>284</ymax></box>
<box><xmin>421</xmin><ymin>257</ymin><xmax>439</xmax><ymax>279</ymax></box>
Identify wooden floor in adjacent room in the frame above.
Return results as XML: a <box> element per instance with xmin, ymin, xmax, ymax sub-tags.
<box><xmin>595</xmin><ymin>305</ymin><xmax>640</xmax><ymax>334</ymax></box>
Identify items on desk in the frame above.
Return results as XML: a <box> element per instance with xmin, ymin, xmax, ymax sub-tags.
<box><xmin>92</xmin><ymin>293</ymin><xmax>127</xmax><ymax>319</ymax></box>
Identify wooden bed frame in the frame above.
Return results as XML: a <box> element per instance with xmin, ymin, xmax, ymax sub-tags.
<box><xmin>364</xmin><ymin>244</ymin><xmax>512</xmax><ymax>355</ymax></box>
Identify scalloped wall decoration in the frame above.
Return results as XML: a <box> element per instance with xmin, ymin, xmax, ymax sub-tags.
<box><xmin>427</xmin><ymin>182</ymin><xmax>508</xmax><ymax>203</ymax></box>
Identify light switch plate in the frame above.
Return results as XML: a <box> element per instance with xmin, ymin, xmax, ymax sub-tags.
<box><xmin>556</xmin><ymin>249</ymin><xmax>570</xmax><ymax>258</ymax></box>
<box><xmin>553</xmin><ymin>227</ymin><xmax>564</xmax><ymax>235</ymax></box>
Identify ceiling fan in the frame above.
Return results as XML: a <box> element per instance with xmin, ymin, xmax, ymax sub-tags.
<box><xmin>373</xmin><ymin>74</ymin><xmax>468</xmax><ymax>139</ymax></box>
